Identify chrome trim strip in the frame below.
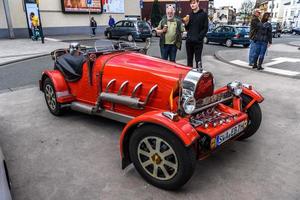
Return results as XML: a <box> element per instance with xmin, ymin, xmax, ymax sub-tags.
<box><xmin>192</xmin><ymin>96</ymin><xmax>233</xmax><ymax>114</ymax></box>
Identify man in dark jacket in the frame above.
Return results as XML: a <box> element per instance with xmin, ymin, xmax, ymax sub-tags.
<box><xmin>183</xmin><ymin>0</ymin><xmax>208</xmax><ymax>67</ymax></box>
<box><xmin>90</xmin><ymin>17</ymin><xmax>97</xmax><ymax>37</ymax></box>
<box><xmin>249</xmin><ymin>9</ymin><xmax>261</xmax><ymax>66</ymax></box>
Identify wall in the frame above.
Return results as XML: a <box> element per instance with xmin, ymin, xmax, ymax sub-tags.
<box><xmin>0</xmin><ymin>0</ymin><xmax>141</xmax><ymax>38</ymax></box>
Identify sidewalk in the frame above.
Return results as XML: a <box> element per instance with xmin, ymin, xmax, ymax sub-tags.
<box><xmin>0</xmin><ymin>39</ymin><xmax>68</xmax><ymax>66</ymax></box>
<box><xmin>215</xmin><ymin>43</ymin><xmax>300</xmax><ymax>78</ymax></box>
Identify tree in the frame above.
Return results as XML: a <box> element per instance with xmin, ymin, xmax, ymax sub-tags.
<box><xmin>240</xmin><ymin>0</ymin><xmax>255</xmax><ymax>24</ymax></box>
<box><xmin>151</xmin><ymin>0</ymin><xmax>162</xmax><ymax>28</ymax></box>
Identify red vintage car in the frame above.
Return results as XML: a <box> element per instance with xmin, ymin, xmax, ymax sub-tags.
<box><xmin>40</xmin><ymin>41</ymin><xmax>263</xmax><ymax>190</ymax></box>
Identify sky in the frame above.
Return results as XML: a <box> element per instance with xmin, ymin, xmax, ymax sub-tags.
<box><xmin>214</xmin><ymin>0</ymin><xmax>245</xmax><ymax>10</ymax></box>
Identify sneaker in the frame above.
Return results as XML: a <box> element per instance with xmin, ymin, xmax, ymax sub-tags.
<box><xmin>249</xmin><ymin>63</ymin><xmax>254</xmax><ymax>66</ymax></box>
<box><xmin>257</xmin><ymin>66</ymin><xmax>264</xmax><ymax>70</ymax></box>
<box><xmin>252</xmin><ymin>64</ymin><xmax>257</xmax><ymax>69</ymax></box>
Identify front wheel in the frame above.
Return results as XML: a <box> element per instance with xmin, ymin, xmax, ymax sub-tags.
<box><xmin>107</xmin><ymin>32</ymin><xmax>112</xmax><ymax>39</ymax></box>
<box><xmin>238</xmin><ymin>95</ymin><xmax>262</xmax><ymax>140</ymax></box>
<box><xmin>243</xmin><ymin>44</ymin><xmax>250</xmax><ymax>48</ymax></box>
<box><xmin>129</xmin><ymin>125</ymin><xmax>196</xmax><ymax>190</ymax></box>
<box><xmin>43</xmin><ymin>78</ymin><xmax>63</xmax><ymax>116</ymax></box>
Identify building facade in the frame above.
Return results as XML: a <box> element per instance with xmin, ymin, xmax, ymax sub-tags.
<box><xmin>282</xmin><ymin>0</ymin><xmax>300</xmax><ymax>28</ymax></box>
<box><xmin>267</xmin><ymin>0</ymin><xmax>289</xmax><ymax>23</ymax></box>
<box><xmin>141</xmin><ymin>0</ymin><xmax>209</xmax><ymax>21</ymax></box>
<box><xmin>212</xmin><ymin>6</ymin><xmax>236</xmax><ymax>24</ymax></box>
<box><xmin>0</xmin><ymin>0</ymin><xmax>141</xmax><ymax>38</ymax></box>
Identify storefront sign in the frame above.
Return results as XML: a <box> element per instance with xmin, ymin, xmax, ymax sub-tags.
<box><xmin>61</xmin><ymin>0</ymin><xmax>102</xmax><ymax>13</ymax></box>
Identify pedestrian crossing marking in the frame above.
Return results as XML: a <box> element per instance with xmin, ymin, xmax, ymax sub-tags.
<box><xmin>230</xmin><ymin>59</ymin><xmax>300</xmax><ymax>76</ymax></box>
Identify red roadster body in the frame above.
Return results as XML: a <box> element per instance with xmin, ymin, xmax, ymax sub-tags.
<box><xmin>40</xmin><ymin>42</ymin><xmax>263</xmax><ymax>190</ymax></box>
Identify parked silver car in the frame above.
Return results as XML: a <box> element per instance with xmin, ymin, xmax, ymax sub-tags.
<box><xmin>0</xmin><ymin>146</ymin><xmax>12</xmax><ymax>200</ymax></box>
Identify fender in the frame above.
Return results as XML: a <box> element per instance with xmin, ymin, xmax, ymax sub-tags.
<box><xmin>120</xmin><ymin>110</ymin><xmax>199</xmax><ymax>169</ymax></box>
<box><xmin>40</xmin><ymin>70</ymin><xmax>74</xmax><ymax>103</ymax></box>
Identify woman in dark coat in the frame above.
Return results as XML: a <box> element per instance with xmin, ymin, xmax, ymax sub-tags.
<box><xmin>253</xmin><ymin>13</ymin><xmax>272</xmax><ymax>70</ymax></box>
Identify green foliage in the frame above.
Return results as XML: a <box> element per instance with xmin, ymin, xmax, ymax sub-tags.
<box><xmin>151</xmin><ymin>0</ymin><xmax>162</xmax><ymax>27</ymax></box>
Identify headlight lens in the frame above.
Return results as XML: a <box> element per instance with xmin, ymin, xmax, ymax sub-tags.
<box><xmin>183</xmin><ymin>96</ymin><xmax>196</xmax><ymax>114</ymax></box>
<box><xmin>227</xmin><ymin>81</ymin><xmax>243</xmax><ymax>96</ymax></box>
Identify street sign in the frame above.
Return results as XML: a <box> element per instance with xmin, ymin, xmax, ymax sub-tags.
<box><xmin>87</xmin><ymin>0</ymin><xmax>92</xmax><ymax>6</ymax></box>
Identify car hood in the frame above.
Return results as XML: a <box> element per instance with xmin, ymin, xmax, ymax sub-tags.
<box><xmin>104</xmin><ymin>52</ymin><xmax>190</xmax><ymax>88</ymax></box>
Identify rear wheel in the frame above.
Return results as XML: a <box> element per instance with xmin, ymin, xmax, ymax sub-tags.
<box><xmin>43</xmin><ymin>78</ymin><xmax>63</xmax><ymax>116</ymax></box>
<box><xmin>127</xmin><ymin>34</ymin><xmax>134</xmax><ymax>42</ymax></box>
<box><xmin>225</xmin><ymin>39</ymin><xmax>233</xmax><ymax>47</ymax></box>
<box><xmin>152</xmin><ymin>30</ymin><xmax>157</xmax><ymax>37</ymax></box>
<box><xmin>243</xmin><ymin>44</ymin><xmax>250</xmax><ymax>48</ymax></box>
<box><xmin>107</xmin><ymin>32</ymin><xmax>112</xmax><ymax>39</ymax></box>
<box><xmin>129</xmin><ymin>125</ymin><xmax>196</xmax><ymax>190</ymax></box>
<box><xmin>238</xmin><ymin>95</ymin><xmax>262</xmax><ymax>140</ymax></box>
<box><xmin>204</xmin><ymin>36</ymin><xmax>209</xmax><ymax>44</ymax></box>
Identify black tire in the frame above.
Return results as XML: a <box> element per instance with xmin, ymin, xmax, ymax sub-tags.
<box><xmin>107</xmin><ymin>32</ymin><xmax>112</xmax><ymax>39</ymax></box>
<box><xmin>142</xmin><ymin>38</ymin><xmax>146</xmax><ymax>42</ymax></box>
<box><xmin>43</xmin><ymin>78</ymin><xmax>63</xmax><ymax>116</ymax></box>
<box><xmin>129</xmin><ymin>124</ymin><xmax>196</xmax><ymax>190</ymax></box>
<box><xmin>238</xmin><ymin>95</ymin><xmax>262</xmax><ymax>140</ymax></box>
<box><xmin>152</xmin><ymin>30</ymin><xmax>157</xmax><ymax>37</ymax></box>
<box><xmin>243</xmin><ymin>44</ymin><xmax>250</xmax><ymax>48</ymax></box>
<box><xmin>204</xmin><ymin>36</ymin><xmax>209</xmax><ymax>44</ymax></box>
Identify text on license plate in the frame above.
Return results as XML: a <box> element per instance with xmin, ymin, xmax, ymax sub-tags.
<box><xmin>245</xmin><ymin>35</ymin><xmax>249</xmax><ymax>38</ymax></box>
<box><xmin>216</xmin><ymin>121</ymin><xmax>247</xmax><ymax>146</ymax></box>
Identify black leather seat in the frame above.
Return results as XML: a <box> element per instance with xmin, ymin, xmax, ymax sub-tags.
<box><xmin>55</xmin><ymin>54</ymin><xmax>85</xmax><ymax>82</ymax></box>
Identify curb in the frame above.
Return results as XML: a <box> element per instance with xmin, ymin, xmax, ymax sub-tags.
<box><xmin>287</xmin><ymin>42</ymin><xmax>300</xmax><ymax>48</ymax></box>
<box><xmin>0</xmin><ymin>53</ymin><xmax>49</xmax><ymax>67</ymax></box>
<box><xmin>214</xmin><ymin>50</ymin><xmax>300</xmax><ymax>80</ymax></box>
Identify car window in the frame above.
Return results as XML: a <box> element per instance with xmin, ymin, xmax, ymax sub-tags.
<box><xmin>124</xmin><ymin>21</ymin><xmax>134</xmax><ymax>27</ymax></box>
<box><xmin>236</xmin><ymin>27</ymin><xmax>250</xmax><ymax>33</ymax></box>
<box><xmin>222</xmin><ymin>27</ymin><xmax>231</xmax><ymax>33</ymax></box>
<box><xmin>115</xmin><ymin>21</ymin><xmax>123</xmax><ymax>27</ymax></box>
<box><xmin>137</xmin><ymin>21</ymin><xmax>150</xmax><ymax>30</ymax></box>
<box><xmin>214</xmin><ymin>27</ymin><xmax>223</xmax><ymax>33</ymax></box>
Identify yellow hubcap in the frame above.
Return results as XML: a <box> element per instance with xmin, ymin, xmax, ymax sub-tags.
<box><xmin>151</xmin><ymin>153</ymin><xmax>162</xmax><ymax>165</ymax></box>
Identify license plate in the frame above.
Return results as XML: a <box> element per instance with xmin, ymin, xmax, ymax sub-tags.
<box><xmin>245</xmin><ymin>35</ymin><xmax>249</xmax><ymax>38</ymax></box>
<box><xmin>216</xmin><ymin>121</ymin><xmax>247</xmax><ymax>146</ymax></box>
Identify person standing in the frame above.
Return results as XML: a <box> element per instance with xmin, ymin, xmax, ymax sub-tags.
<box><xmin>90</xmin><ymin>17</ymin><xmax>97</xmax><ymax>37</ymax></box>
<box><xmin>156</xmin><ymin>5</ymin><xmax>184</xmax><ymax>62</ymax></box>
<box><xmin>108</xmin><ymin>15</ymin><xmax>115</xmax><ymax>27</ymax></box>
<box><xmin>183</xmin><ymin>0</ymin><xmax>208</xmax><ymax>68</ymax></box>
<box><xmin>249</xmin><ymin>9</ymin><xmax>261</xmax><ymax>67</ymax></box>
<box><xmin>252</xmin><ymin>13</ymin><xmax>272</xmax><ymax>70</ymax></box>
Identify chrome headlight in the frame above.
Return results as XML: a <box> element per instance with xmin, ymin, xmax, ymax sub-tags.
<box><xmin>227</xmin><ymin>81</ymin><xmax>243</xmax><ymax>96</ymax></box>
<box><xmin>182</xmin><ymin>96</ymin><xmax>196</xmax><ymax>114</ymax></box>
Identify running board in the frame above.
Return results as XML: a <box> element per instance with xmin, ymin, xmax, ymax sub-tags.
<box><xmin>70</xmin><ymin>102</ymin><xmax>133</xmax><ymax>123</ymax></box>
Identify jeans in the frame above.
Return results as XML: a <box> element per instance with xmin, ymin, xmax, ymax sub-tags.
<box><xmin>249</xmin><ymin>40</ymin><xmax>256</xmax><ymax>65</ymax></box>
<box><xmin>253</xmin><ymin>41</ymin><xmax>268</xmax><ymax>65</ymax></box>
<box><xmin>161</xmin><ymin>44</ymin><xmax>177</xmax><ymax>62</ymax></box>
<box><xmin>186</xmin><ymin>41</ymin><xmax>204</xmax><ymax>67</ymax></box>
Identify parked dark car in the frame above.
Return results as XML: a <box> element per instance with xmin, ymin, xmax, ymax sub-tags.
<box><xmin>271</xmin><ymin>22</ymin><xmax>282</xmax><ymax>38</ymax></box>
<box><xmin>204</xmin><ymin>25</ymin><xmax>250</xmax><ymax>48</ymax></box>
<box><xmin>292</xmin><ymin>27</ymin><xmax>300</xmax><ymax>35</ymax></box>
<box><xmin>282</xmin><ymin>28</ymin><xmax>292</xmax><ymax>34</ymax></box>
<box><xmin>104</xmin><ymin>20</ymin><xmax>152</xmax><ymax>42</ymax></box>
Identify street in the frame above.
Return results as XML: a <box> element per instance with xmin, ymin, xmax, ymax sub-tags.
<box><xmin>0</xmin><ymin>34</ymin><xmax>300</xmax><ymax>200</ymax></box>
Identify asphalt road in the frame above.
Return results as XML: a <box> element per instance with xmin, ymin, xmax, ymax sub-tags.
<box><xmin>1</xmin><ymin>55</ymin><xmax>299</xmax><ymax>200</ymax></box>
<box><xmin>0</xmin><ymin>34</ymin><xmax>299</xmax><ymax>91</ymax></box>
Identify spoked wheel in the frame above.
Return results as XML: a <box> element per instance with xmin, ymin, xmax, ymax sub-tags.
<box><xmin>225</xmin><ymin>39</ymin><xmax>233</xmax><ymax>47</ymax></box>
<box><xmin>129</xmin><ymin>125</ymin><xmax>196</xmax><ymax>190</ymax></box>
<box><xmin>238</xmin><ymin>94</ymin><xmax>262</xmax><ymax>140</ymax></box>
<box><xmin>43</xmin><ymin>78</ymin><xmax>63</xmax><ymax>116</ymax></box>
